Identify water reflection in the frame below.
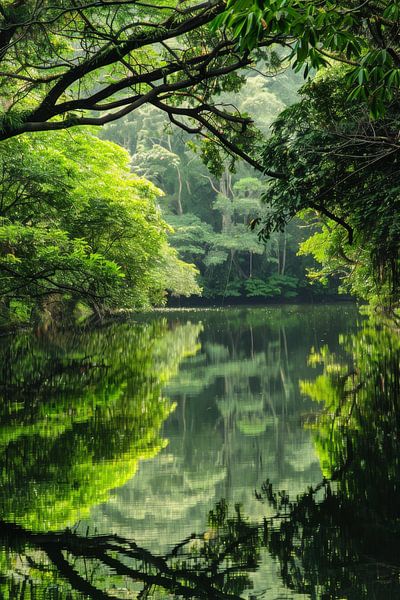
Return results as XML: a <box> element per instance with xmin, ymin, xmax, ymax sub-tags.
<box><xmin>0</xmin><ymin>306</ymin><xmax>399</xmax><ymax>598</ymax></box>
<box><xmin>90</xmin><ymin>307</ymin><xmax>354</xmax><ymax>551</ymax></box>
<box><xmin>0</xmin><ymin>319</ymin><xmax>201</xmax><ymax>530</ymax></box>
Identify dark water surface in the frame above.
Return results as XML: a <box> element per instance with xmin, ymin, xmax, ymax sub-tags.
<box><xmin>0</xmin><ymin>305</ymin><xmax>399</xmax><ymax>599</ymax></box>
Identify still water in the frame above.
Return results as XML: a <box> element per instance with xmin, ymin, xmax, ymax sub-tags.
<box><xmin>0</xmin><ymin>305</ymin><xmax>399</xmax><ymax>598</ymax></box>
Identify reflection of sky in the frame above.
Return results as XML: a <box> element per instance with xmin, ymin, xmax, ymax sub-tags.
<box><xmin>87</xmin><ymin>414</ymin><xmax>321</xmax><ymax>550</ymax></box>
<box><xmin>83</xmin><ymin>305</ymin><xmax>359</xmax><ymax>598</ymax></box>
<box><xmin>85</xmin><ymin>307</ymin><xmax>360</xmax><ymax>552</ymax></box>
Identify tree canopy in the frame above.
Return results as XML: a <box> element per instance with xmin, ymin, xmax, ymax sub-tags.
<box><xmin>211</xmin><ymin>0</ymin><xmax>400</xmax><ymax>308</ymax></box>
<box><xmin>257</xmin><ymin>67</ymin><xmax>400</xmax><ymax>307</ymax></box>
<box><xmin>0</xmin><ymin>0</ymin><xmax>284</xmax><ymax>173</ymax></box>
<box><xmin>216</xmin><ymin>0</ymin><xmax>400</xmax><ymax>117</ymax></box>
<box><xmin>0</xmin><ymin>128</ymin><xmax>200</xmax><ymax>324</ymax></box>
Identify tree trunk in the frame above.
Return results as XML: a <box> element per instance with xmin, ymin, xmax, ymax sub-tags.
<box><xmin>276</xmin><ymin>237</ymin><xmax>280</xmax><ymax>274</ymax></box>
<box><xmin>176</xmin><ymin>166</ymin><xmax>183</xmax><ymax>215</ymax></box>
<box><xmin>281</xmin><ymin>232</ymin><xmax>287</xmax><ymax>276</ymax></box>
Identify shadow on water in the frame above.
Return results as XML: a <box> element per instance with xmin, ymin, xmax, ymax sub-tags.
<box><xmin>0</xmin><ymin>307</ymin><xmax>399</xmax><ymax>598</ymax></box>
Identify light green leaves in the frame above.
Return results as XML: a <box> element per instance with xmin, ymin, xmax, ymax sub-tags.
<box><xmin>0</xmin><ymin>128</ymin><xmax>200</xmax><ymax>323</ymax></box>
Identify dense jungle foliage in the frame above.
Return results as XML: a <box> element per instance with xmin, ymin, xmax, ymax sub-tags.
<box><xmin>0</xmin><ymin>130</ymin><xmax>200</xmax><ymax>323</ymax></box>
<box><xmin>100</xmin><ymin>71</ymin><xmax>333</xmax><ymax>302</ymax></box>
<box><xmin>0</xmin><ymin>0</ymin><xmax>400</xmax><ymax>321</ymax></box>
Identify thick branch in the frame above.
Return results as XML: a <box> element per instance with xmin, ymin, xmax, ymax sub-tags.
<box><xmin>33</xmin><ymin>0</ymin><xmax>224</xmax><ymax>115</ymax></box>
<box><xmin>151</xmin><ymin>98</ymin><xmax>286</xmax><ymax>178</ymax></box>
<box><xmin>309</xmin><ymin>201</ymin><xmax>354</xmax><ymax>244</ymax></box>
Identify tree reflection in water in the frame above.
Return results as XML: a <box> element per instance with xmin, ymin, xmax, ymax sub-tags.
<box><xmin>0</xmin><ymin>313</ymin><xmax>399</xmax><ymax>598</ymax></box>
<box><xmin>0</xmin><ymin>319</ymin><xmax>202</xmax><ymax>531</ymax></box>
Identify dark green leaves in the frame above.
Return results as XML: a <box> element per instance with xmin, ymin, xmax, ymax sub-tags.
<box><xmin>213</xmin><ymin>0</ymin><xmax>399</xmax><ymax>118</ymax></box>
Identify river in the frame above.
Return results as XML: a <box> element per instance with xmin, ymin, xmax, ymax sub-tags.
<box><xmin>0</xmin><ymin>304</ymin><xmax>399</xmax><ymax>599</ymax></box>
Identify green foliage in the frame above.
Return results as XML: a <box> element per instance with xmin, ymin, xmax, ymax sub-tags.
<box><xmin>223</xmin><ymin>279</ymin><xmax>243</xmax><ymax>297</ymax></box>
<box><xmin>153</xmin><ymin>243</ymin><xmax>201</xmax><ymax>298</ymax></box>
<box><xmin>245</xmin><ymin>274</ymin><xmax>299</xmax><ymax>298</ymax></box>
<box><xmin>258</xmin><ymin>67</ymin><xmax>400</xmax><ymax>308</ymax></box>
<box><xmin>166</xmin><ymin>213</ymin><xmax>215</xmax><ymax>260</ymax></box>
<box><xmin>245</xmin><ymin>277</ymin><xmax>280</xmax><ymax>297</ymax></box>
<box><xmin>132</xmin><ymin>143</ymin><xmax>180</xmax><ymax>183</ymax></box>
<box><xmin>100</xmin><ymin>70</ymin><xmax>318</xmax><ymax>302</ymax></box>
<box><xmin>0</xmin><ymin>0</ymin><xmax>291</xmax><ymax>181</ymax></box>
<box><xmin>215</xmin><ymin>0</ymin><xmax>400</xmax><ymax>118</ymax></box>
<box><xmin>297</xmin><ymin>217</ymin><xmax>393</xmax><ymax>306</ymax></box>
<box><xmin>0</xmin><ymin>129</ymin><xmax>200</xmax><ymax>323</ymax></box>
